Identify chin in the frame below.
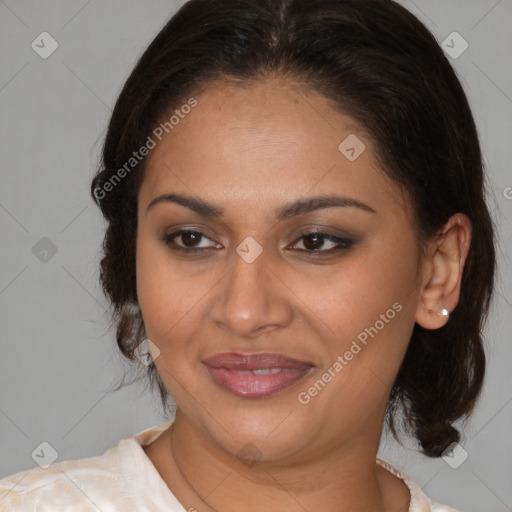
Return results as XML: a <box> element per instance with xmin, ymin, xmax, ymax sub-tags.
<box><xmin>198</xmin><ymin>403</ymin><xmax>318</xmax><ymax>464</ymax></box>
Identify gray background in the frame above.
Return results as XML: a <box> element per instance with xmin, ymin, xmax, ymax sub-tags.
<box><xmin>0</xmin><ymin>1</ymin><xmax>511</xmax><ymax>511</ymax></box>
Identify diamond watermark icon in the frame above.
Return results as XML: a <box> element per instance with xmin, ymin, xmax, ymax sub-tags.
<box><xmin>237</xmin><ymin>442</ymin><xmax>262</xmax><ymax>467</ymax></box>
<box><xmin>442</xmin><ymin>442</ymin><xmax>468</xmax><ymax>469</ymax></box>
<box><xmin>31</xmin><ymin>441</ymin><xmax>59</xmax><ymax>469</ymax></box>
<box><xmin>441</xmin><ymin>32</ymin><xmax>468</xmax><ymax>59</ymax></box>
<box><xmin>134</xmin><ymin>338</ymin><xmax>160</xmax><ymax>366</ymax></box>
<box><xmin>338</xmin><ymin>134</ymin><xmax>366</xmax><ymax>161</ymax></box>
<box><xmin>32</xmin><ymin>237</ymin><xmax>58</xmax><ymax>263</ymax></box>
<box><xmin>31</xmin><ymin>32</ymin><xmax>59</xmax><ymax>59</ymax></box>
<box><xmin>236</xmin><ymin>236</ymin><xmax>263</xmax><ymax>263</ymax></box>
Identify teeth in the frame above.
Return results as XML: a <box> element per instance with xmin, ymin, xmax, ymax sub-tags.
<box><xmin>252</xmin><ymin>368</ymin><xmax>282</xmax><ymax>375</ymax></box>
<box><xmin>232</xmin><ymin>368</ymin><xmax>283</xmax><ymax>375</ymax></box>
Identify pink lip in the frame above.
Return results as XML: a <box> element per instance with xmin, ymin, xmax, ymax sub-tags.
<box><xmin>203</xmin><ymin>352</ymin><xmax>314</xmax><ymax>398</ymax></box>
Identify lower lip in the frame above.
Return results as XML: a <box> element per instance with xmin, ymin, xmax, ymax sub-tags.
<box><xmin>205</xmin><ymin>365</ymin><xmax>313</xmax><ymax>398</ymax></box>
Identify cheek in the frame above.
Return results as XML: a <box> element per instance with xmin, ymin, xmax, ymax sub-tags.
<box><xmin>136</xmin><ymin>233</ymin><xmax>189</xmax><ymax>340</ymax></box>
<box><xmin>301</xmin><ymin>245</ymin><xmax>406</xmax><ymax>341</ymax></box>
<box><xmin>135</xmin><ymin>232</ymin><xmax>220</xmax><ymax>358</ymax></box>
<box><xmin>308</xmin><ymin>236</ymin><xmax>417</xmax><ymax>391</ymax></box>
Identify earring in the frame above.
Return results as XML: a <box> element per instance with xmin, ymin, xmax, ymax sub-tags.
<box><xmin>427</xmin><ymin>307</ymin><xmax>449</xmax><ymax>318</ymax></box>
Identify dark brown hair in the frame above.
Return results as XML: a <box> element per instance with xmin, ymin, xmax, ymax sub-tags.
<box><xmin>90</xmin><ymin>0</ymin><xmax>497</xmax><ymax>457</ymax></box>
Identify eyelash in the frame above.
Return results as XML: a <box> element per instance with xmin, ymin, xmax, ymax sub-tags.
<box><xmin>160</xmin><ymin>229</ymin><xmax>355</xmax><ymax>255</ymax></box>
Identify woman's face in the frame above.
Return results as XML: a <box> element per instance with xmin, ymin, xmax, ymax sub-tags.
<box><xmin>136</xmin><ymin>76</ymin><xmax>425</xmax><ymax>463</ymax></box>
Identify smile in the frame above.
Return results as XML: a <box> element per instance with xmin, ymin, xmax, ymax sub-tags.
<box><xmin>204</xmin><ymin>366</ymin><xmax>314</xmax><ymax>397</ymax></box>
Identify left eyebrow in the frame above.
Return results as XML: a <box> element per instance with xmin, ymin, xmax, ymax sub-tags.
<box><xmin>275</xmin><ymin>195</ymin><xmax>377</xmax><ymax>219</ymax></box>
<box><xmin>145</xmin><ymin>192</ymin><xmax>377</xmax><ymax>218</ymax></box>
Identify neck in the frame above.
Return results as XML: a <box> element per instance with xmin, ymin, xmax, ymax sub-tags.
<box><xmin>156</xmin><ymin>410</ymin><xmax>409</xmax><ymax>512</ymax></box>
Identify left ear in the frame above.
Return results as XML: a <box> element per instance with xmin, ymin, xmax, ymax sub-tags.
<box><xmin>414</xmin><ymin>213</ymin><xmax>472</xmax><ymax>330</ymax></box>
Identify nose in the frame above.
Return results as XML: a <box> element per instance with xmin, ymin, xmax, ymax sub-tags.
<box><xmin>209</xmin><ymin>242</ymin><xmax>294</xmax><ymax>339</ymax></box>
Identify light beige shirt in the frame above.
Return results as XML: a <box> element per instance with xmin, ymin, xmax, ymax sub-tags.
<box><xmin>0</xmin><ymin>421</ymin><xmax>460</xmax><ymax>511</ymax></box>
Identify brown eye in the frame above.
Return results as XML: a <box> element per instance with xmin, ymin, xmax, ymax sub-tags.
<box><xmin>162</xmin><ymin>229</ymin><xmax>220</xmax><ymax>251</ymax></box>
<box><xmin>179</xmin><ymin>230</ymin><xmax>203</xmax><ymax>247</ymax></box>
<box><xmin>292</xmin><ymin>232</ymin><xmax>355</xmax><ymax>253</ymax></box>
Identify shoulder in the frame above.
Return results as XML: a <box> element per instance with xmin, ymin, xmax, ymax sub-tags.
<box><xmin>0</xmin><ymin>442</ymin><xmax>127</xmax><ymax>511</ymax></box>
<box><xmin>0</xmin><ymin>421</ymin><xmax>175</xmax><ymax>511</ymax></box>
<box><xmin>376</xmin><ymin>458</ymin><xmax>463</xmax><ymax>512</ymax></box>
<box><xmin>431</xmin><ymin>504</ymin><xmax>462</xmax><ymax>512</ymax></box>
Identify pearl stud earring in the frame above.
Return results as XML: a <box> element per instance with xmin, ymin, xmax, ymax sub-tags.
<box><xmin>428</xmin><ymin>307</ymin><xmax>449</xmax><ymax>318</ymax></box>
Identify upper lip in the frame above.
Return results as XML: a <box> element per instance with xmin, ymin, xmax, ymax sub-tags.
<box><xmin>202</xmin><ymin>352</ymin><xmax>313</xmax><ymax>370</ymax></box>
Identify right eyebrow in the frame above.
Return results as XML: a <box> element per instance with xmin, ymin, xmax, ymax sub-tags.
<box><xmin>145</xmin><ymin>192</ymin><xmax>377</xmax><ymax>218</ymax></box>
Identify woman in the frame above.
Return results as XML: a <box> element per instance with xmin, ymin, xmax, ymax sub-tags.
<box><xmin>0</xmin><ymin>0</ymin><xmax>497</xmax><ymax>510</ymax></box>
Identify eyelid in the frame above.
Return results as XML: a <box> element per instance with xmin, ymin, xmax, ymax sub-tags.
<box><xmin>287</xmin><ymin>224</ymin><xmax>358</xmax><ymax>242</ymax></box>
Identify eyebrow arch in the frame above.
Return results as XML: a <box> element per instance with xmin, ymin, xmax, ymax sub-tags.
<box><xmin>145</xmin><ymin>192</ymin><xmax>377</xmax><ymax>219</ymax></box>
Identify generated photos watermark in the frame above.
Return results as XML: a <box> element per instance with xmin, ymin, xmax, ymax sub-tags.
<box><xmin>297</xmin><ymin>301</ymin><xmax>403</xmax><ymax>404</ymax></box>
<box><xmin>93</xmin><ymin>97</ymin><xmax>198</xmax><ymax>201</ymax></box>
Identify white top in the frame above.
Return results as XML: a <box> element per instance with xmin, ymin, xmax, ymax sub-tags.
<box><xmin>0</xmin><ymin>421</ymin><xmax>460</xmax><ymax>511</ymax></box>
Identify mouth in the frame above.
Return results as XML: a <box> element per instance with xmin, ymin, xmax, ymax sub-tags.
<box><xmin>202</xmin><ymin>352</ymin><xmax>315</xmax><ymax>398</ymax></box>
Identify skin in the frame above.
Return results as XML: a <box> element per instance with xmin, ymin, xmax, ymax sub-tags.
<box><xmin>136</xmin><ymin>75</ymin><xmax>472</xmax><ymax>512</ymax></box>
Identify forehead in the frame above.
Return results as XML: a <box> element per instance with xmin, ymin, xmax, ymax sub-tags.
<box><xmin>140</xmin><ymin>77</ymin><xmax>408</xmax><ymax>218</ymax></box>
